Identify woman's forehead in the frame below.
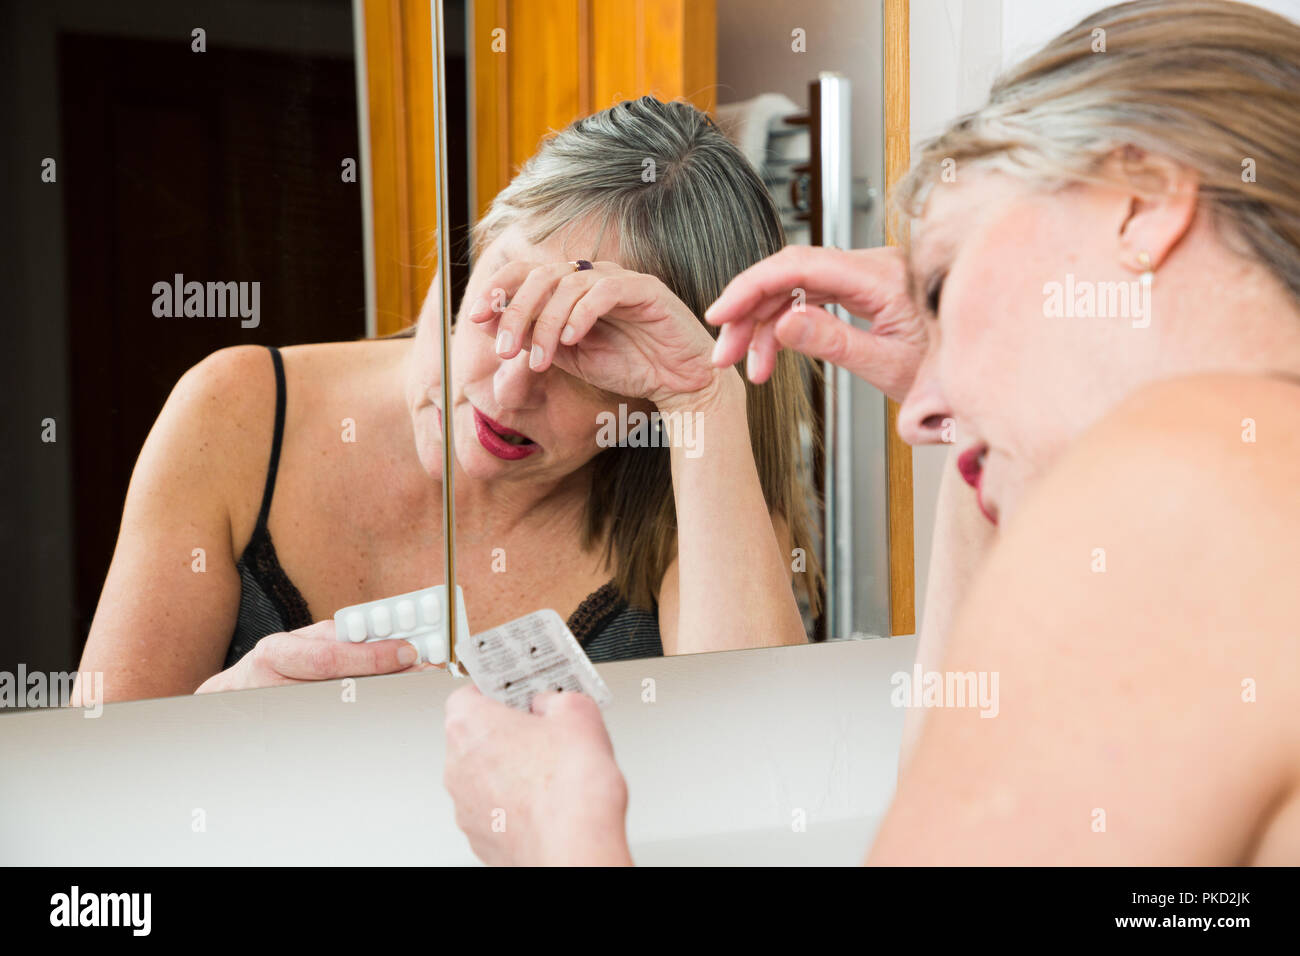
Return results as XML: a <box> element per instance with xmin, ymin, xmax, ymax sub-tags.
<box><xmin>907</xmin><ymin>207</ymin><xmax>957</xmax><ymax>283</ymax></box>
<box><xmin>489</xmin><ymin>217</ymin><xmax>620</xmax><ymax>263</ymax></box>
<box><xmin>908</xmin><ymin>172</ymin><xmax>1026</xmax><ymax>272</ymax></box>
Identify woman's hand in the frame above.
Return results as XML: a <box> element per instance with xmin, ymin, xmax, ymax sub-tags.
<box><xmin>444</xmin><ymin>685</ymin><xmax>633</xmax><ymax>866</ymax></box>
<box><xmin>194</xmin><ymin>620</ymin><xmax>426</xmax><ymax>693</ymax></box>
<box><xmin>465</xmin><ymin>260</ymin><xmax>721</xmax><ymax>407</ymax></box>
<box><xmin>704</xmin><ymin>245</ymin><xmax>926</xmax><ymax>401</ymax></box>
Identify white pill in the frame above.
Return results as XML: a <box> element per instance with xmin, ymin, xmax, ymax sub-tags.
<box><xmin>422</xmin><ymin>630</ymin><xmax>449</xmax><ymax>664</ymax></box>
<box><xmin>370</xmin><ymin>605</ymin><xmax>392</xmax><ymax>637</ymax></box>
<box><xmin>396</xmin><ymin>600</ymin><xmax>416</xmax><ymax>631</ymax></box>
<box><xmin>419</xmin><ymin>594</ymin><xmax>441</xmax><ymax>625</ymax></box>
<box><xmin>345</xmin><ymin>611</ymin><xmax>368</xmax><ymax>642</ymax></box>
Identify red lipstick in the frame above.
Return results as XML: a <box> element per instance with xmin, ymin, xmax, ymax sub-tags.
<box><xmin>957</xmin><ymin>445</ymin><xmax>998</xmax><ymax>525</ymax></box>
<box><xmin>472</xmin><ymin>407</ymin><xmax>539</xmax><ymax>460</ymax></box>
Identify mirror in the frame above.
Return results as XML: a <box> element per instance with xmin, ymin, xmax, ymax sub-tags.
<box><xmin>1</xmin><ymin>0</ymin><xmax>905</xmax><ymax>711</ymax></box>
<box><xmin>443</xmin><ymin>0</ymin><xmax>904</xmax><ymax>663</ymax></box>
<box><xmin>0</xmin><ymin>0</ymin><xmax>459</xmax><ymax>709</ymax></box>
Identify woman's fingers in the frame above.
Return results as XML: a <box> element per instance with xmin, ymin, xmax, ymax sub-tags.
<box><xmin>491</xmin><ymin>262</ymin><xmax>567</xmax><ymax>359</ymax></box>
<box><xmin>711</xmin><ymin>317</ymin><xmax>756</xmax><ymax>367</ymax></box>
<box><xmin>554</xmin><ymin>288</ymin><xmax>605</xmax><ymax>349</ymax></box>
<box><xmin>493</xmin><ymin>266</ymin><xmax>554</xmax><ymax>360</ymax></box>
<box><xmin>568</xmin><ymin>274</ymin><xmax>641</xmax><ymax>341</ymax></box>
<box><xmin>773</xmin><ymin>305</ymin><xmax>920</xmax><ymax>400</ymax></box>
<box><xmin>713</xmin><ymin>286</ymin><xmax>919</xmax><ymax>398</ymax></box>
<box><xmin>704</xmin><ymin>245</ymin><xmax>910</xmax><ymax>328</ymax></box>
<box><xmin>528</xmin><ymin>269</ymin><xmax>604</xmax><ymax>371</ymax></box>
<box><xmin>769</xmin><ymin>303</ymin><xmax>882</xmax><ymax>379</ymax></box>
<box><xmin>445</xmin><ymin>685</ymin><xmax>516</xmax><ymax>759</ymax></box>
<box><xmin>198</xmin><ymin>620</ymin><xmax>428</xmax><ymax>694</ymax></box>
<box><xmin>711</xmin><ymin>294</ymin><xmax>791</xmax><ymax>369</ymax></box>
<box><xmin>486</xmin><ymin>261</ymin><xmax>626</xmax><ymax>367</ymax></box>
<box><xmin>466</xmin><ymin>262</ymin><xmax>532</xmax><ymax>325</ymax></box>
<box><xmin>716</xmin><ymin>298</ymin><xmax>899</xmax><ymax>388</ymax></box>
<box><xmin>540</xmin><ymin>272</ymin><xmax>642</xmax><ymax>372</ymax></box>
<box><xmin>708</xmin><ymin>246</ymin><xmax>924</xmax><ymax>388</ymax></box>
<box><xmin>254</xmin><ymin>631</ymin><xmax>419</xmax><ymax>682</ymax></box>
<box><xmin>744</xmin><ymin>320</ymin><xmax>781</xmax><ymax>384</ymax></box>
<box><xmin>285</xmin><ymin>619</ymin><xmax>337</xmax><ymax>640</ymax></box>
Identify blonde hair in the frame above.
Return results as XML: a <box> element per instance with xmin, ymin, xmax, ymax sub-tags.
<box><xmin>895</xmin><ymin>0</ymin><xmax>1300</xmax><ymax>302</ymax></box>
<box><xmin>474</xmin><ymin>97</ymin><xmax>823</xmax><ymax>614</ymax></box>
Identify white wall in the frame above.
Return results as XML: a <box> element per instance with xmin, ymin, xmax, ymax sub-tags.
<box><xmin>717</xmin><ymin>0</ymin><xmax>887</xmax><ymax>248</ymax></box>
<box><xmin>1003</xmin><ymin>0</ymin><xmax>1298</xmax><ymax>69</ymax></box>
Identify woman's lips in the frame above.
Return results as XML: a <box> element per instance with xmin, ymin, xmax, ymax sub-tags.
<box><xmin>471</xmin><ymin>407</ymin><xmax>539</xmax><ymax>460</ymax></box>
<box><xmin>957</xmin><ymin>445</ymin><xmax>998</xmax><ymax>525</ymax></box>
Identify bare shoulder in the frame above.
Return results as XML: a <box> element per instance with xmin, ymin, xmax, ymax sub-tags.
<box><xmin>1083</xmin><ymin>372</ymin><xmax>1300</xmax><ymax>466</ymax></box>
<box><xmin>274</xmin><ymin>337</ymin><xmax>412</xmax><ymax>419</ymax></box>
<box><xmin>169</xmin><ymin>344</ymin><xmax>280</xmax><ymax>451</ymax></box>
<box><xmin>991</xmin><ymin>371</ymin><xmax>1299</xmax><ymax>673</ymax></box>
<box><xmin>275</xmin><ymin>337</ymin><xmax>413</xmax><ymax>433</ymax></box>
<box><xmin>1041</xmin><ymin>373</ymin><xmax>1300</xmax><ymax>555</ymax></box>
<box><xmin>154</xmin><ymin>345</ymin><xmax>281</xmax><ymax>485</ymax></box>
<box><xmin>175</xmin><ymin>338</ymin><xmax>407</xmax><ymax>442</ymax></box>
<box><xmin>276</xmin><ymin>336</ymin><xmax>411</xmax><ymax>382</ymax></box>
<box><xmin>173</xmin><ymin>338</ymin><xmax>410</xmax><ymax>531</ymax></box>
<box><xmin>134</xmin><ymin>345</ymin><xmax>282</xmax><ymax>547</ymax></box>
<box><xmin>873</xmin><ymin>373</ymin><xmax>1299</xmax><ymax>863</ymax></box>
<box><xmin>1053</xmin><ymin>370</ymin><xmax>1298</xmax><ymax>619</ymax></box>
<box><xmin>111</xmin><ymin>342</ymin><xmax>286</xmax><ymax>555</ymax></box>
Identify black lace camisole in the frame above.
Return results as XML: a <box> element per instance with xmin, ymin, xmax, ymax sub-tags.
<box><xmin>224</xmin><ymin>347</ymin><xmax>662</xmax><ymax>667</ymax></box>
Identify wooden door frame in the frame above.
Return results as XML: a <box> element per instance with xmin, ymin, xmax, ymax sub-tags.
<box><xmin>359</xmin><ymin>0</ymin><xmax>439</xmax><ymax>335</ymax></box>
<box><xmin>884</xmin><ymin>0</ymin><xmax>914</xmax><ymax>636</ymax></box>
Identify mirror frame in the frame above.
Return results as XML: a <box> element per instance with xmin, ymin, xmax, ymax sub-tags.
<box><xmin>883</xmin><ymin>0</ymin><xmax>914</xmax><ymax>636</ymax></box>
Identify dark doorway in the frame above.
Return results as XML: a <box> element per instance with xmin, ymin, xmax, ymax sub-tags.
<box><xmin>58</xmin><ymin>33</ymin><xmax>367</xmax><ymax>662</ymax></box>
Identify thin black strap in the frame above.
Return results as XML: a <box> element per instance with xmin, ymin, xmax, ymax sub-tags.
<box><xmin>254</xmin><ymin>346</ymin><xmax>287</xmax><ymax>532</ymax></box>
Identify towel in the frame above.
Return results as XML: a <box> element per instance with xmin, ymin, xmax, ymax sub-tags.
<box><xmin>715</xmin><ymin>92</ymin><xmax>804</xmax><ymax>172</ymax></box>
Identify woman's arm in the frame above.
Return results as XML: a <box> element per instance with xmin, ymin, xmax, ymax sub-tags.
<box><xmin>76</xmin><ymin>347</ymin><xmax>264</xmax><ymax>700</ymax></box>
<box><xmin>656</xmin><ymin>366</ymin><xmax>807</xmax><ymax>655</ymax></box>
<box><xmin>468</xmin><ymin>258</ymin><xmax>810</xmax><ymax>655</ymax></box>
<box><xmin>78</xmin><ymin>346</ymin><xmax>426</xmax><ymax>702</ymax></box>
<box><xmin>898</xmin><ymin>449</ymin><xmax>997</xmax><ymax>770</ymax></box>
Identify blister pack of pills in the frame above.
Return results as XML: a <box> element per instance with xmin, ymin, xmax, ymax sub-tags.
<box><xmin>333</xmin><ymin>584</ymin><xmax>470</xmax><ymax>665</ymax></box>
<box><xmin>458</xmin><ymin>608</ymin><xmax>613</xmax><ymax>711</ymax></box>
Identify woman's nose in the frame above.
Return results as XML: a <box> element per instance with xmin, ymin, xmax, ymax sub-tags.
<box><xmin>896</xmin><ymin>352</ymin><xmax>953</xmax><ymax>446</ymax></box>
<box><xmin>492</xmin><ymin>351</ymin><xmax>547</xmax><ymax>410</ymax></box>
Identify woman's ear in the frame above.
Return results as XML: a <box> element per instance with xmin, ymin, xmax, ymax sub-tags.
<box><xmin>1106</xmin><ymin>147</ymin><xmax>1200</xmax><ymax>273</ymax></box>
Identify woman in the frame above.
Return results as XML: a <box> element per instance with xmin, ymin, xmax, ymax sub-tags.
<box><xmin>79</xmin><ymin>97</ymin><xmax>822</xmax><ymax>700</ymax></box>
<box><xmin>444</xmin><ymin>0</ymin><xmax>1300</xmax><ymax>864</ymax></box>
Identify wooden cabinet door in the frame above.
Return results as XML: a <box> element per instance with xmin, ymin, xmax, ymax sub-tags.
<box><xmin>471</xmin><ymin>0</ymin><xmax>717</xmax><ymax>219</ymax></box>
<box><xmin>358</xmin><ymin>1</ymin><xmax>714</xmax><ymax>330</ymax></box>
<box><xmin>360</xmin><ymin>0</ymin><xmax>439</xmax><ymax>335</ymax></box>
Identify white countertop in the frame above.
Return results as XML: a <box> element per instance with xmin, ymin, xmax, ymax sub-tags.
<box><xmin>0</xmin><ymin>636</ymin><xmax>915</xmax><ymax>865</ymax></box>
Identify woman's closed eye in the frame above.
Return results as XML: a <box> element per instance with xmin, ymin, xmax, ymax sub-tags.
<box><xmin>925</xmin><ymin>271</ymin><xmax>947</xmax><ymax>316</ymax></box>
